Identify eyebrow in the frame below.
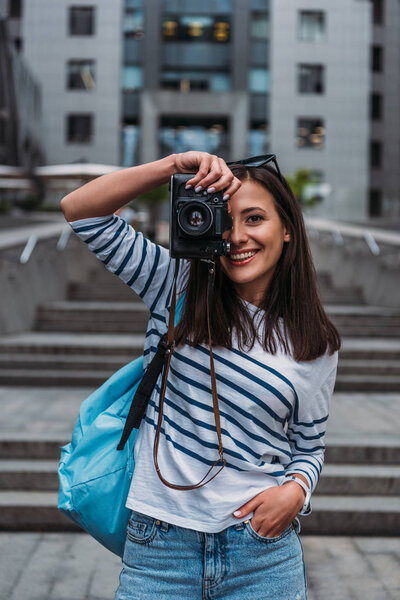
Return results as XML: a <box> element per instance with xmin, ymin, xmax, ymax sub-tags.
<box><xmin>240</xmin><ymin>207</ymin><xmax>267</xmax><ymax>215</ymax></box>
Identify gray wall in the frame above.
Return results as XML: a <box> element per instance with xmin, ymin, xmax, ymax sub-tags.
<box><xmin>22</xmin><ymin>0</ymin><xmax>123</xmax><ymax>166</ymax></box>
<box><xmin>270</xmin><ymin>0</ymin><xmax>371</xmax><ymax>221</ymax></box>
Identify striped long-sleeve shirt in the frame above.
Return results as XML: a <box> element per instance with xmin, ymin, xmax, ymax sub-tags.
<box><xmin>69</xmin><ymin>213</ymin><xmax>338</xmax><ymax>532</ymax></box>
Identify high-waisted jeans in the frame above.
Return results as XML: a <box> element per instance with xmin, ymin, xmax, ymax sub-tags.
<box><xmin>115</xmin><ymin>510</ymin><xmax>307</xmax><ymax>599</ymax></box>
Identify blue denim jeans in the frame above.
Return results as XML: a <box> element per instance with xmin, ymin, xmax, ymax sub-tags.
<box><xmin>115</xmin><ymin>510</ymin><xmax>307</xmax><ymax>599</ymax></box>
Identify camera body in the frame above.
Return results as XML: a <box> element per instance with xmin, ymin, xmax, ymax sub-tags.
<box><xmin>169</xmin><ymin>173</ymin><xmax>232</xmax><ymax>259</ymax></box>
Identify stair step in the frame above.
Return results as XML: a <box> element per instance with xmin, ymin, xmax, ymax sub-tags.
<box><xmin>334</xmin><ymin>375</ymin><xmax>400</xmax><ymax>392</ymax></box>
<box><xmin>324</xmin><ymin>443</ymin><xmax>400</xmax><ymax>465</ymax></box>
<box><xmin>0</xmin><ymin>353</ymin><xmax>133</xmax><ymax>371</ymax></box>
<box><xmin>68</xmin><ymin>281</ymin><xmax>136</xmax><ymax>302</ymax></box>
<box><xmin>0</xmin><ymin>368</ymin><xmax>116</xmax><ymax>386</ymax></box>
<box><xmin>0</xmin><ymin>492</ymin><xmax>398</xmax><ymax>535</ymax></box>
<box><xmin>300</xmin><ymin>495</ymin><xmax>400</xmax><ymax>535</ymax></box>
<box><xmin>0</xmin><ymin>332</ymin><xmax>146</xmax><ymax>356</ymax></box>
<box><xmin>337</xmin><ymin>359</ymin><xmax>400</xmax><ymax>375</ymax></box>
<box><xmin>0</xmin><ymin>460</ymin><xmax>58</xmax><ymax>490</ymax></box>
<box><xmin>340</xmin><ymin>338</ymin><xmax>400</xmax><ymax>360</ymax></box>
<box><xmin>2</xmin><ymin>461</ymin><xmax>399</xmax><ymax>495</ymax></box>
<box><xmin>316</xmin><ymin>464</ymin><xmax>400</xmax><ymax>496</ymax></box>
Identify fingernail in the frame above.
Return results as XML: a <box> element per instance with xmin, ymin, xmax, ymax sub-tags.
<box><xmin>223</xmin><ymin>194</ymin><xmax>230</xmax><ymax>200</ymax></box>
<box><xmin>207</xmin><ymin>187</ymin><xmax>216</xmax><ymax>193</ymax></box>
<box><xmin>185</xmin><ymin>184</ymin><xmax>192</xmax><ymax>190</ymax></box>
<box><xmin>233</xmin><ymin>510</ymin><xmax>241</xmax><ymax>517</ymax></box>
<box><xmin>195</xmin><ymin>186</ymin><xmax>203</xmax><ymax>193</ymax></box>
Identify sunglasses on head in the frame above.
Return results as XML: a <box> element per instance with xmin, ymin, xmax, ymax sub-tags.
<box><xmin>226</xmin><ymin>154</ymin><xmax>283</xmax><ymax>183</ymax></box>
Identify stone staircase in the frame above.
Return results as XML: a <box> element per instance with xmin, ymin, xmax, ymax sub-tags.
<box><xmin>0</xmin><ymin>266</ymin><xmax>399</xmax><ymax>535</ymax></box>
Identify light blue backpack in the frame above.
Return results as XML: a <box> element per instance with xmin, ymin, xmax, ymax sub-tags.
<box><xmin>58</xmin><ymin>294</ymin><xmax>185</xmax><ymax>557</ymax></box>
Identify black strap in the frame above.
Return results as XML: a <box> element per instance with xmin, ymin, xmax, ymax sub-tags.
<box><xmin>116</xmin><ymin>334</ymin><xmax>172</xmax><ymax>451</ymax></box>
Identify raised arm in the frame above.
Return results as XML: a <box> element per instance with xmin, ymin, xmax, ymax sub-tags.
<box><xmin>60</xmin><ymin>152</ymin><xmax>242</xmax><ymax>222</ymax></box>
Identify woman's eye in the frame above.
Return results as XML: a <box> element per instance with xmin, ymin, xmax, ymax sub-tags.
<box><xmin>247</xmin><ymin>215</ymin><xmax>263</xmax><ymax>223</ymax></box>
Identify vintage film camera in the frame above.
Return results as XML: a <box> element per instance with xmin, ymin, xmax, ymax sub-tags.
<box><xmin>169</xmin><ymin>173</ymin><xmax>233</xmax><ymax>259</ymax></box>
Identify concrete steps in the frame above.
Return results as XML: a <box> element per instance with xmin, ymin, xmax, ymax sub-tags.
<box><xmin>35</xmin><ymin>301</ymin><xmax>149</xmax><ymax>333</ymax></box>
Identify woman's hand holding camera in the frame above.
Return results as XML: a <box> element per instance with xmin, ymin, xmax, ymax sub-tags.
<box><xmin>173</xmin><ymin>151</ymin><xmax>242</xmax><ymax>200</ymax></box>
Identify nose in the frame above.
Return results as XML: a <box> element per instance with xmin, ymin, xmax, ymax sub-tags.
<box><xmin>224</xmin><ymin>219</ymin><xmax>248</xmax><ymax>247</ymax></box>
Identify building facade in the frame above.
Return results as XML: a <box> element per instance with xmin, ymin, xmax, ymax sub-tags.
<box><xmin>369</xmin><ymin>0</ymin><xmax>400</xmax><ymax>218</ymax></box>
<box><xmin>4</xmin><ymin>0</ymin><xmax>399</xmax><ymax>220</ymax></box>
<box><xmin>270</xmin><ymin>0</ymin><xmax>371</xmax><ymax>220</ymax></box>
<box><xmin>21</xmin><ymin>0</ymin><xmax>122</xmax><ymax>165</ymax></box>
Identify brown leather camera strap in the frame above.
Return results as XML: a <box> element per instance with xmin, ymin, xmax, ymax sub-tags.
<box><xmin>153</xmin><ymin>258</ymin><xmax>226</xmax><ymax>490</ymax></box>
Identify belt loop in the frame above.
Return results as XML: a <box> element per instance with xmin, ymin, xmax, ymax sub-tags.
<box><xmin>159</xmin><ymin>520</ymin><xmax>169</xmax><ymax>532</ymax></box>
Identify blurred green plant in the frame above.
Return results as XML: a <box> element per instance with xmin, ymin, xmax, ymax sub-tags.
<box><xmin>135</xmin><ymin>183</ymin><xmax>169</xmax><ymax>207</ymax></box>
<box><xmin>285</xmin><ymin>169</ymin><xmax>322</xmax><ymax>207</ymax></box>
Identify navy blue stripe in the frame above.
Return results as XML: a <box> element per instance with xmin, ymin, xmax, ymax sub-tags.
<box><xmin>154</xmin><ymin>383</ymin><xmax>275</xmax><ymax>464</ymax></box>
<box><xmin>294</xmin><ymin>415</ymin><xmax>329</xmax><ymax>427</ymax></box>
<box><xmin>195</xmin><ymin>344</ymin><xmax>292</xmax><ymax>416</ymax></box>
<box><xmin>162</xmin><ymin>381</ymin><xmax>292</xmax><ymax>457</ymax></box>
<box><xmin>292</xmin><ymin>440</ymin><xmax>324</xmax><ymax>452</ymax></box>
<box><xmin>145</xmin><ymin>411</ymin><xmax>286</xmax><ymax>477</ymax></box>
<box><xmin>84</xmin><ymin>217</ymin><xmax>118</xmax><ymax>243</ymax></box>
<box><xmin>287</xmin><ymin>427</ymin><xmax>325</xmax><ymax>441</ymax></box>
<box><xmin>150</xmin><ymin>260</ymin><xmax>173</xmax><ymax>313</ymax></box>
<box><xmin>115</xmin><ymin>233</ymin><xmax>143</xmax><ymax>277</ymax></box>
<box><xmin>94</xmin><ymin>221</ymin><xmax>127</xmax><ymax>253</ymax></box>
<box><xmin>168</xmin><ymin>363</ymin><xmax>291</xmax><ymax>454</ymax></box>
<box><xmin>288</xmin><ymin>458</ymin><xmax>321</xmax><ymax>481</ymax></box>
<box><xmin>145</xmin><ymin>328</ymin><xmax>162</xmax><ymax>339</ymax></box>
<box><xmin>151</xmin><ymin>313</ymin><xmax>167</xmax><ymax>324</ymax></box>
<box><xmin>102</xmin><ymin>232</ymin><xmax>128</xmax><ymax>265</ymax></box>
<box><xmin>126</xmin><ymin>237</ymin><xmax>147</xmax><ymax>283</ymax></box>
<box><xmin>285</xmin><ymin>468</ymin><xmax>314</xmax><ymax>487</ymax></box>
<box><xmin>72</xmin><ymin>216</ymin><xmax>114</xmax><ymax>233</ymax></box>
<box><xmin>173</xmin><ymin>350</ymin><xmax>286</xmax><ymax>426</ymax></box>
<box><xmin>139</xmin><ymin>245</ymin><xmax>160</xmax><ymax>299</ymax></box>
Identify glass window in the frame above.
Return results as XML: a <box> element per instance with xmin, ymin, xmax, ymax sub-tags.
<box><xmin>8</xmin><ymin>0</ymin><xmax>22</xmax><ymax>18</ymax></box>
<box><xmin>248</xmin><ymin>123</ymin><xmax>269</xmax><ymax>155</ymax></box>
<box><xmin>69</xmin><ymin>6</ymin><xmax>95</xmax><ymax>36</ymax></box>
<box><xmin>67</xmin><ymin>60</ymin><xmax>96</xmax><ymax>90</ymax></box>
<box><xmin>369</xmin><ymin>188</ymin><xmax>382</xmax><ymax>217</ymax></box>
<box><xmin>370</xmin><ymin>140</ymin><xmax>382</xmax><ymax>168</ymax></box>
<box><xmin>124</xmin><ymin>8</ymin><xmax>145</xmax><ymax>38</ymax></box>
<box><xmin>159</xmin><ymin>123</ymin><xmax>227</xmax><ymax>155</ymax></box>
<box><xmin>249</xmin><ymin>68</ymin><xmax>269</xmax><ymax>92</ymax></box>
<box><xmin>67</xmin><ymin>114</ymin><xmax>93</xmax><ymax>143</ymax></box>
<box><xmin>161</xmin><ymin>70</ymin><xmax>230</xmax><ymax>91</ymax></box>
<box><xmin>122</xmin><ymin>124</ymin><xmax>140</xmax><ymax>167</ymax></box>
<box><xmin>296</xmin><ymin>118</ymin><xmax>325</xmax><ymax>149</ymax></box>
<box><xmin>372</xmin><ymin>0</ymin><xmax>384</xmax><ymax>25</ymax></box>
<box><xmin>162</xmin><ymin>15</ymin><xmax>230</xmax><ymax>42</ymax></box>
<box><xmin>371</xmin><ymin>45</ymin><xmax>383</xmax><ymax>72</ymax></box>
<box><xmin>123</xmin><ymin>66</ymin><xmax>143</xmax><ymax>91</ymax></box>
<box><xmin>298</xmin><ymin>11</ymin><xmax>326</xmax><ymax>42</ymax></box>
<box><xmin>298</xmin><ymin>64</ymin><xmax>324</xmax><ymax>94</ymax></box>
<box><xmin>251</xmin><ymin>12</ymin><xmax>269</xmax><ymax>39</ymax></box>
<box><xmin>371</xmin><ymin>93</ymin><xmax>383</xmax><ymax>120</ymax></box>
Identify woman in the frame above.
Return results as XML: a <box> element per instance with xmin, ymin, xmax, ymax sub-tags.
<box><xmin>61</xmin><ymin>151</ymin><xmax>340</xmax><ymax>599</ymax></box>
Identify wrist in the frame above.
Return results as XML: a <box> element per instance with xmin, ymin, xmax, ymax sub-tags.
<box><xmin>282</xmin><ymin>481</ymin><xmax>306</xmax><ymax>509</ymax></box>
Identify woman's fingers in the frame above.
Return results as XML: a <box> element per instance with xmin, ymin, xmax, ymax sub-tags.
<box><xmin>179</xmin><ymin>152</ymin><xmax>242</xmax><ymax>198</ymax></box>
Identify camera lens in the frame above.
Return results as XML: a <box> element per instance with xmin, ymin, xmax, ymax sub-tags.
<box><xmin>178</xmin><ymin>201</ymin><xmax>213</xmax><ymax>237</ymax></box>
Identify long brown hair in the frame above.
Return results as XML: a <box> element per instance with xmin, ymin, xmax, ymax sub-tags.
<box><xmin>174</xmin><ymin>164</ymin><xmax>341</xmax><ymax>361</ymax></box>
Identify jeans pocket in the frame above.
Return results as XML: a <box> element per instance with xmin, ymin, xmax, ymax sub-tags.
<box><xmin>126</xmin><ymin>510</ymin><xmax>157</xmax><ymax>545</ymax></box>
<box><xmin>245</xmin><ymin>520</ymin><xmax>294</xmax><ymax>543</ymax></box>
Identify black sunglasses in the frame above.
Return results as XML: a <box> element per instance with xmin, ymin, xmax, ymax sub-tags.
<box><xmin>226</xmin><ymin>154</ymin><xmax>283</xmax><ymax>183</ymax></box>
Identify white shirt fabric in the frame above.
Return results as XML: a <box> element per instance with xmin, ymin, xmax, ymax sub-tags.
<box><xmin>69</xmin><ymin>213</ymin><xmax>338</xmax><ymax>532</ymax></box>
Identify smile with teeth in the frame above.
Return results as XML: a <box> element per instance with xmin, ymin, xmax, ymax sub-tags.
<box><xmin>229</xmin><ymin>249</ymin><xmax>260</xmax><ymax>262</ymax></box>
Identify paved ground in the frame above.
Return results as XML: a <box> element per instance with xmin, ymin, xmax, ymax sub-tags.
<box><xmin>0</xmin><ymin>532</ymin><xmax>398</xmax><ymax>600</ymax></box>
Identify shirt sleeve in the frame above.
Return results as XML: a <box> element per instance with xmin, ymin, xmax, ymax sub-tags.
<box><xmin>68</xmin><ymin>213</ymin><xmax>189</xmax><ymax>314</ymax></box>
<box><xmin>283</xmin><ymin>355</ymin><xmax>338</xmax><ymax>515</ymax></box>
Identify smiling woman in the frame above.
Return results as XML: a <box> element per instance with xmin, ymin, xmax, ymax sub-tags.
<box><xmin>60</xmin><ymin>150</ymin><xmax>340</xmax><ymax>600</ymax></box>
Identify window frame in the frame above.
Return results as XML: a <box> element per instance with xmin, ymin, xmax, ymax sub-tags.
<box><xmin>68</xmin><ymin>5</ymin><xmax>96</xmax><ymax>36</ymax></box>
<box><xmin>66</xmin><ymin>113</ymin><xmax>94</xmax><ymax>144</ymax></box>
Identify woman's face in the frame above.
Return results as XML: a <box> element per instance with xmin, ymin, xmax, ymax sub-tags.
<box><xmin>220</xmin><ymin>179</ymin><xmax>290</xmax><ymax>307</ymax></box>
